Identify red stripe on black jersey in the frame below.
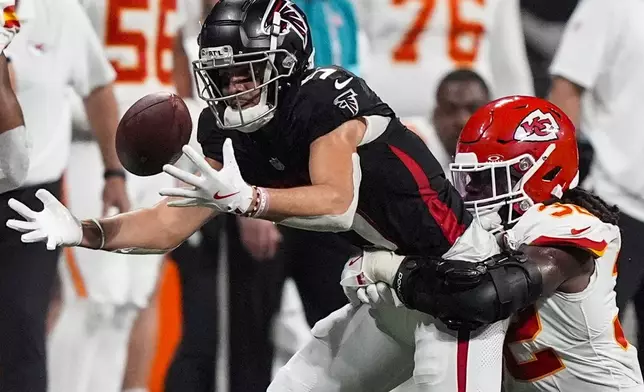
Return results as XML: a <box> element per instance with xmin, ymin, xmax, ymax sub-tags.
<box><xmin>389</xmin><ymin>144</ymin><xmax>467</xmax><ymax>245</ymax></box>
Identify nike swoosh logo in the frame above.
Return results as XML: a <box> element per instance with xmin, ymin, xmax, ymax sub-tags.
<box><xmin>213</xmin><ymin>191</ymin><xmax>240</xmax><ymax>200</ymax></box>
<box><xmin>571</xmin><ymin>226</ymin><xmax>590</xmax><ymax>235</ymax></box>
<box><xmin>335</xmin><ymin>77</ymin><xmax>353</xmax><ymax>90</ymax></box>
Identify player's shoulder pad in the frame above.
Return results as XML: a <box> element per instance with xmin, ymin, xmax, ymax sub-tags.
<box><xmin>196</xmin><ymin>108</ymin><xmax>216</xmax><ymax>144</ymax></box>
<box><xmin>300</xmin><ymin>66</ymin><xmax>362</xmax><ymax>92</ymax></box>
<box><xmin>506</xmin><ymin>202</ymin><xmax>618</xmax><ymax>257</ymax></box>
<box><xmin>296</xmin><ymin>66</ymin><xmax>371</xmax><ymax>117</ymax></box>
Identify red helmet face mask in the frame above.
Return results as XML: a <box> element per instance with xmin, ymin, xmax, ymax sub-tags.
<box><xmin>450</xmin><ymin>96</ymin><xmax>580</xmax><ymax>231</ymax></box>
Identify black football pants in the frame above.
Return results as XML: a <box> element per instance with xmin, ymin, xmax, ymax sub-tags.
<box><xmin>0</xmin><ymin>180</ymin><xmax>61</xmax><ymax>392</ymax></box>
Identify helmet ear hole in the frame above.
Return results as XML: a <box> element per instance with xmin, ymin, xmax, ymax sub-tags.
<box><xmin>542</xmin><ymin>166</ymin><xmax>561</xmax><ymax>182</ymax></box>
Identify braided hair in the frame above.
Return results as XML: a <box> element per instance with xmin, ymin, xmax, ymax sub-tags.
<box><xmin>543</xmin><ymin>187</ymin><xmax>620</xmax><ymax>226</ymax></box>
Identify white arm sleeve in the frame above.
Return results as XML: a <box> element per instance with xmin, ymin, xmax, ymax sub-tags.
<box><xmin>67</xmin><ymin>0</ymin><xmax>116</xmax><ymax>97</ymax></box>
<box><xmin>0</xmin><ymin>125</ymin><xmax>30</xmax><ymax>193</ymax></box>
<box><xmin>489</xmin><ymin>0</ymin><xmax>534</xmax><ymax>97</ymax></box>
<box><xmin>549</xmin><ymin>0</ymin><xmax>621</xmax><ymax>89</ymax></box>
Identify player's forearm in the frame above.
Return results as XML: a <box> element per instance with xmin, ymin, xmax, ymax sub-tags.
<box><xmin>79</xmin><ymin>199</ymin><xmax>216</xmax><ymax>252</ymax></box>
<box><xmin>264</xmin><ymin>184</ymin><xmax>353</xmax><ymax>219</ymax></box>
<box><xmin>263</xmin><ymin>135</ymin><xmax>360</xmax><ymax>225</ymax></box>
<box><xmin>84</xmin><ymin>83</ymin><xmax>124</xmax><ymax>171</ymax></box>
<box><xmin>548</xmin><ymin>77</ymin><xmax>582</xmax><ymax>127</ymax></box>
<box><xmin>79</xmin><ymin>206</ymin><xmax>173</xmax><ymax>252</ymax></box>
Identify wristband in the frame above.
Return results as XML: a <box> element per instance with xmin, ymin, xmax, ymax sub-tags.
<box><xmin>104</xmin><ymin>169</ymin><xmax>126</xmax><ymax>180</ymax></box>
<box><xmin>90</xmin><ymin>218</ymin><xmax>106</xmax><ymax>250</ymax></box>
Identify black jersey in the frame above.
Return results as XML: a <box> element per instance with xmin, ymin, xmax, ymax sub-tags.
<box><xmin>198</xmin><ymin>66</ymin><xmax>472</xmax><ymax>257</ymax></box>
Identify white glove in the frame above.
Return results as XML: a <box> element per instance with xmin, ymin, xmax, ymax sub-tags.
<box><xmin>0</xmin><ymin>1</ymin><xmax>20</xmax><ymax>53</ymax></box>
<box><xmin>358</xmin><ymin>283</ymin><xmax>401</xmax><ymax>309</ymax></box>
<box><xmin>340</xmin><ymin>255</ymin><xmax>375</xmax><ymax>306</ymax></box>
<box><xmin>339</xmin><ymin>251</ymin><xmax>404</xmax><ymax>308</ymax></box>
<box><xmin>476</xmin><ymin>211</ymin><xmax>503</xmax><ymax>232</ymax></box>
<box><xmin>5</xmin><ymin>189</ymin><xmax>82</xmax><ymax>250</ymax></box>
<box><xmin>160</xmin><ymin>138</ymin><xmax>254</xmax><ymax>214</ymax></box>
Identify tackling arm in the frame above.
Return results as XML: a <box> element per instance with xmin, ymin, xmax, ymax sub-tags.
<box><xmin>394</xmin><ymin>244</ymin><xmax>593</xmax><ymax>329</ymax></box>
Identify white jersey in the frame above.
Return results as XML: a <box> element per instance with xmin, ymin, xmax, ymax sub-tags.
<box><xmin>353</xmin><ymin>0</ymin><xmax>533</xmax><ymax>117</ymax></box>
<box><xmin>6</xmin><ymin>0</ymin><xmax>115</xmax><ymax>185</ymax></box>
<box><xmin>550</xmin><ymin>0</ymin><xmax>644</xmax><ymax>221</ymax></box>
<box><xmin>503</xmin><ymin>202</ymin><xmax>644</xmax><ymax>392</ymax></box>
<box><xmin>79</xmin><ymin>0</ymin><xmax>182</xmax><ymax>111</ymax></box>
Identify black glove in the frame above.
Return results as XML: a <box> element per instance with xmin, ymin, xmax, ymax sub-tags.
<box><xmin>393</xmin><ymin>252</ymin><xmax>535</xmax><ymax>331</ymax></box>
<box><xmin>393</xmin><ymin>255</ymin><xmax>490</xmax><ymax>315</ymax></box>
<box><xmin>436</xmin><ymin>251</ymin><xmax>530</xmax><ymax>330</ymax></box>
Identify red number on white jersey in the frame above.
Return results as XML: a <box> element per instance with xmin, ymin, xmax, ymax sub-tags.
<box><xmin>391</xmin><ymin>0</ymin><xmax>485</xmax><ymax>65</ymax></box>
<box><xmin>105</xmin><ymin>0</ymin><xmax>176</xmax><ymax>84</ymax></box>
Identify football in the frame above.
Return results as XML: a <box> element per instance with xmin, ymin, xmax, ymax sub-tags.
<box><xmin>115</xmin><ymin>92</ymin><xmax>193</xmax><ymax>176</ymax></box>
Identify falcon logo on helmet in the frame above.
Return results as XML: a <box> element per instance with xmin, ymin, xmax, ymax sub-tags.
<box><xmin>263</xmin><ymin>0</ymin><xmax>309</xmax><ymax>47</ymax></box>
<box><xmin>514</xmin><ymin>109</ymin><xmax>560</xmax><ymax>142</ymax></box>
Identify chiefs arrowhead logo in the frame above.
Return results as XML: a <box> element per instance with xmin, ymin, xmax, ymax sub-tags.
<box><xmin>514</xmin><ymin>109</ymin><xmax>560</xmax><ymax>142</ymax></box>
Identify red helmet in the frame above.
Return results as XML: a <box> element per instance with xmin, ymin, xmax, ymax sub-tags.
<box><xmin>450</xmin><ymin>96</ymin><xmax>579</xmax><ymax>228</ymax></box>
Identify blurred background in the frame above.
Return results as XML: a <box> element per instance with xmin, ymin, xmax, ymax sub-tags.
<box><xmin>6</xmin><ymin>0</ymin><xmax>642</xmax><ymax>391</ymax></box>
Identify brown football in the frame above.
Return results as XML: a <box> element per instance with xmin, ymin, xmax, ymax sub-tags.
<box><xmin>115</xmin><ymin>92</ymin><xmax>193</xmax><ymax>176</ymax></box>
